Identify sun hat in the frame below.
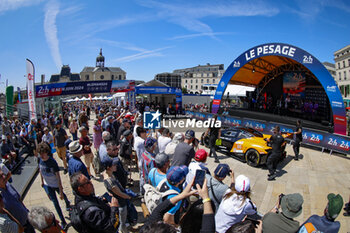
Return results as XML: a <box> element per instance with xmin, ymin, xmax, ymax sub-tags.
<box><xmin>327</xmin><ymin>193</ymin><xmax>343</xmax><ymax>219</ymax></box>
<box><xmin>280</xmin><ymin>193</ymin><xmax>304</xmax><ymax>218</ymax></box>
<box><xmin>235</xmin><ymin>175</ymin><xmax>250</xmax><ymax>192</ymax></box>
<box><xmin>68</xmin><ymin>141</ymin><xmax>83</xmax><ymax>154</ymax></box>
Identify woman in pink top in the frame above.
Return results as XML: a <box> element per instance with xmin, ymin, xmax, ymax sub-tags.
<box><xmin>93</xmin><ymin>120</ymin><xmax>103</xmax><ymax>151</ymax></box>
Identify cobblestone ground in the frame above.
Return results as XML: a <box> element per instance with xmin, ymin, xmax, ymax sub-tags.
<box><xmin>23</xmin><ymin>115</ymin><xmax>350</xmax><ymax>232</ymax></box>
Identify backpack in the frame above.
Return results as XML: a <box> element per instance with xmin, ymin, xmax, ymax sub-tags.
<box><xmin>143</xmin><ymin>178</ymin><xmax>179</xmax><ymax>213</ymax></box>
<box><xmin>141</xmin><ymin>151</ymin><xmax>156</xmax><ymax>182</ymax></box>
<box><xmin>70</xmin><ymin>200</ymin><xmax>94</xmax><ymax>233</ymax></box>
<box><xmin>93</xmin><ymin>151</ymin><xmax>103</xmax><ymax>175</ymax></box>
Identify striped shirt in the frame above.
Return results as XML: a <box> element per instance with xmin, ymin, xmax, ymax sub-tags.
<box><xmin>0</xmin><ymin>213</ymin><xmax>18</xmax><ymax>233</ymax></box>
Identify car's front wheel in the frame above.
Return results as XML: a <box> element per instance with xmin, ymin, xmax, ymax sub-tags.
<box><xmin>245</xmin><ymin>149</ymin><xmax>260</xmax><ymax>167</ymax></box>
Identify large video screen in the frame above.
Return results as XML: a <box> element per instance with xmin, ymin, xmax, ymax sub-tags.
<box><xmin>283</xmin><ymin>72</ymin><xmax>306</xmax><ymax>98</ymax></box>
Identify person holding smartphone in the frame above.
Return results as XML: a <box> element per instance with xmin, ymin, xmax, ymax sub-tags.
<box><xmin>103</xmin><ymin>158</ymin><xmax>131</xmax><ymax>233</ymax></box>
<box><xmin>215</xmin><ymin>175</ymin><xmax>257</xmax><ymax>233</ymax></box>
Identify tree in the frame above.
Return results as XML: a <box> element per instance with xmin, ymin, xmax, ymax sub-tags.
<box><xmin>182</xmin><ymin>87</ymin><xmax>188</xmax><ymax>94</ymax></box>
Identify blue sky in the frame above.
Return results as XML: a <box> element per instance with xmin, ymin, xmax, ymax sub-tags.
<box><xmin>0</xmin><ymin>0</ymin><xmax>349</xmax><ymax>92</ymax></box>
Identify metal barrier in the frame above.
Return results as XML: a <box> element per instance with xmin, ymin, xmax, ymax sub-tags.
<box><xmin>185</xmin><ymin>110</ymin><xmax>350</xmax><ymax>155</ymax></box>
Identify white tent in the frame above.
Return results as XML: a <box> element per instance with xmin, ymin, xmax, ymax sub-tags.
<box><xmin>92</xmin><ymin>96</ymin><xmax>98</xmax><ymax>100</ymax></box>
<box><xmin>81</xmin><ymin>97</ymin><xmax>88</xmax><ymax>101</ymax></box>
<box><xmin>97</xmin><ymin>96</ymin><xmax>103</xmax><ymax>100</ymax></box>
<box><xmin>223</xmin><ymin>85</ymin><xmax>255</xmax><ymax>97</ymax></box>
<box><xmin>74</xmin><ymin>97</ymin><xmax>80</xmax><ymax>101</ymax></box>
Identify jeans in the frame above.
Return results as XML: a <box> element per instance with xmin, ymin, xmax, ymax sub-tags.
<box><xmin>293</xmin><ymin>139</ymin><xmax>301</xmax><ymax>158</ymax></box>
<box><xmin>43</xmin><ymin>185</ymin><xmax>70</xmax><ymax>224</ymax></box>
<box><xmin>72</xmin><ymin>132</ymin><xmax>78</xmax><ymax>141</ymax></box>
<box><xmin>118</xmin><ymin>206</ymin><xmax>128</xmax><ymax>233</ymax></box>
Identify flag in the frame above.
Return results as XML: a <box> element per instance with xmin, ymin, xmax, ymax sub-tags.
<box><xmin>26</xmin><ymin>59</ymin><xmax>37</xmax><ymax>121</ymax></box>
<box><xmin>17</xmin><ymin>87</ymin><xmax>21</xmax><ymax>103</ymax></box>
<box><xmin>89</xmin><ymin>94</ymin><xmax>92</xmax><ymax>101</ymax></box>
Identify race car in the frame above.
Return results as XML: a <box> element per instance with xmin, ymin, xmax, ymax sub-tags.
<box><xmin>202</xmin><ymin>127</ymin><xmax>291</xmax><ymax>167</ymax></box>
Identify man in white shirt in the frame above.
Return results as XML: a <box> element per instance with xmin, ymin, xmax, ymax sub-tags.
<box><xmin>133</xmin><ymin>117</ymin><xmax>143</xmax><ymax>139</ymax></box>
<box><xmin>158</xmin><ymin>128</ymin><xmax>172</xmax><ymax>153</ymax></box>
<box><xmin>133</xmin><ymin>127</ymin><xmax>147</xmax><ymax>194</ymax></box>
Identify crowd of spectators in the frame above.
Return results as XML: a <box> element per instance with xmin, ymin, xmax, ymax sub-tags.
<box><xmin>0</xmin><ymin>100</ymin><xmax>348</xmax><ymax>233</ymax></box>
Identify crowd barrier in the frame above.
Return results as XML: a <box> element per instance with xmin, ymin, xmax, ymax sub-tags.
<box><xmin>184</xmin><ymin>111</ymin><xmax>350</xmax><ymax>155</ymax></box>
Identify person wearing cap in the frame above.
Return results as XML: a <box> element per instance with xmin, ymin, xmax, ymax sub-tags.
<box><xmin>79</xmin><ymin>126</ymin><xmax>94</xmax><ymax>178</ymax></box>
<box><xmin>0</xmin><ymin>191</ymin><xmax>24</xmax><ymax>233</ymax></box>
<box><xmin>158</xmin><ymin>128</ymin><xmax>172</xmax><ymax>154</ymax></box>
<box><xmin>116</xmin><ymin>119</ymin><xmax>131</xmax><ymax>146</ymax></box>
<box><xmin>262</xmin><ymin>193</ymin><xmax>304</xmax><ymax>233</ymax></box>
<box><xmin>105</xmin><ymin>140</ymin><xmax>128</xmax><ymax>189</ymax></box>
<box><xmin>37</xmin><ymin>142</ymin><xmax>71</xmax><ymax>230</ymax></box>
<box><xmin>119</xmin><ymin>129</ymin><xmax>133</xmax><ymax>184</ymax></box>
<box><xmin>206</xmin><ymin>163</ymin><xmax>234</xmax><ymax>213</ymax></box>
<box><xmin>67</xmin><ymin>141</ymin><xmax>90</xmax><ymax>180</ymax></box>
<box><xmin>103</xmin><ymin>158</ymin><xmax>131</xmax><ymax>233</ymax></box>
<box><xmin>301</xmin><ymin>193</ymin><xmax>343</xmax><ymax>233</ymax></box>
<box><xmin>41</xmin><ymin>127</ymin><xmax>53</xmax><ymax>145</ymax></box>
<box><xmin>159</xmin><ymin>165</ymin><xmax>189</xmax><ymax>226</ymax></box>
<box><xmin>171</xmin><ymin>130</ymin><xmax>196</xmax><ymax>167</ymax></box>
<box><xmin>69</xmin><ymin>118</ymin><xmax>78</xmax><ymax>141</ymax></box>
<box><xmin>53</xmin><ymin>120</ymin><xmax>68</xmax><ymax>174</ymax></box>
<box><xmin>215</xmin><ymin>175</ymin><xmax>257</xmax><ymax>233</ymax></box>
<box><xmin>105</xmin><ymin>116</ymin><xmax>116</xmax><ymax>138</ymax></box>
<box><xmin>164</xmin><ymin>133</ymin><xmax>184</xmax><ymax>161</ymax></box>
<box><xmin>185</xmin><ymin>149</ymin><xmax>210</xmax><ymax>186</ymax></box>
<box><xmin>204</xmin><ymin>114</ymin><xmax>221</xmax><ymax>163</ymax></box>
<box><xmin>70</xmin><ymin>172</ymin><xmax>120</xmax><ymax>233</ymax></box>
<box><xmin>266</xmin><ymin>125</ymin><xmax>286</xmax><ymax>181</ymax></box>
<box><xmin>141</xmin><ymin>137</ymin><xmax>157</xmax><ymax>185</ymax></box>
<box><xmin>148</xmin><ymin>152</ymin><xmax>170</xmax><ymax>187</ymax></box>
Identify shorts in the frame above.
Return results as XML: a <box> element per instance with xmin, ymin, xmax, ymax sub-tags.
<box><xmin>83</xmin><ymin>153</ymin><xmax>93</xmax><ymax>168</ymax></box>
<box><xmin>56</xmin><ymin>146</ymin><xmax>66</xmax><ymax>161</ymax></box>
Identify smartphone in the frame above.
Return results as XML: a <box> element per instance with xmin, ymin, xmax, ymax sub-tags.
<box><xmin>193</xmin><ymin>169</ymin><xmax>206</xmax><ymax>189</ymax></box>
<box><xmin>0</xmin><ymin>164</ymin><xmax>9</xmax><ymax>175</ymax></box>
<box><xmin>279</xmin><ymin>193</ymin><xmax>285</xmax><ymax>205</ymax></box>
<box><xmin>102</xmin><ymin>192</ymin><xmax>112</xmax><ymax>203</ymax></box>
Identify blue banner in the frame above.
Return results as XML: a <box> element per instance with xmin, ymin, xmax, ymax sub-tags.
<box><xmin>135</xmin><ymin>86</ymin><xmax>182</xmax><ymax>95</ymax></box>
<box><xmin>185</xmin><ymin>110</ymin><xmax>350</xmax><ymax>154</ymax></box>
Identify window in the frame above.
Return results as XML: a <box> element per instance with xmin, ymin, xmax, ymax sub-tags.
<box><xmin>111</xmin><ymin>75</ymin><xmax>114</xmax><ymax>80</ymax></box>
<box><xmin>195</xmin><ymin>85</ymin><xmax>198</xmax><ymax>89</ymax></box>
<box><xmin>207</xmin><ymin>79</ymin><xmax>209</xmax><ymax>83</ymax></box>
<box><xmin>338</xmin><ymin>63</ymin><xmax>340</xmax><ymax>69</ymax></box>
<box><xmin>213</xmin><ymin>79</ymin><xmax>215</xmax><ymax>83</ymax></box>
<box><xmin>191</xmin><ymin>80</ymin><xmax>193</xmax><ymax>84</ymax></box>
<box><xmin>191</xmin><ymin>85</ymin><xmax>193</xmax><ymax>89</ymax></box>
<box><xmin>201</xmin><ymin>79</ymin><xmax>203</xmax><ymax>83</ymax></box>
<box><xmin>119</xmin><ymin>75</ymin><xmax>122</xmax><ymax>80</ymax></box>
<box><xmin>185</xmin><ymin>80</ymin><xmax>188</xmax><ymax>83</ymax></box>
<box><xmin>100</xmin><ymin>75</ymin><xmax>104</xmax><ymax>79</ymax></box>
<box><xmin>343</xmin><ymin>61</ymin><xmax>345</xmax><ymax>68</ymax></box>
<box><xmin>85</xmin><ymin>75</ymin><xmax>89</xmax><ymax>80</ymax></box>
<box><xmin>339</xmin><ymin>72</ymin><xmax>341</xmax><ymax>80</ymax></box>
<box><xmin>196</xmin><ymin>79</ymin><xmax>198</xmax><ymax>83</ymax></box>
<box><xmin>348</xmin><ymin>59</ymin><xmax>350</xmax><ymax>66</ymax></box>
<box><xmin>345</xmin><ymin>71</ymin><xmax>347</xmax><ymax>80</ymax></box>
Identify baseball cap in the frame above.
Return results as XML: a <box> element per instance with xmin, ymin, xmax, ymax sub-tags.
<box><xmin>194</xmin><ymin>149</ymin><xmax>208</xmax><ymax>162</ymax></box>
<box><xmin>214</xmin><ymin>164</ymin><xmax>231</xmax><ymax>178</ymax></box>
<box><xmin>145</xmin><ymin>137</ymin><xmax>157</xmax><ymax>149</ymax></box>
<box><xmin>55</xmin><ymin>120</ymin><xmax>61</xmax><ymax>125</ymax></box>
<box><xmin>185</xmin><ymin>130</ymin><xmax>195</xmax><ymax>139</ymax></box>
<box><xmin>123</xmin><ymin>129</ymin><xmax>132</xmax><ymax>137</ymax></box>
<box><xmin>102</xmin><ymin>157</ymin><xmax>119</xmax><ymax>168</ymax></box>
<box><xmin>327</xmin><ymin>193</ymin><xmax>343</xmax><ymax>219</ymax></box>
<box><xmin>166</xmin><ymin>165</ymin><xmax>189</xmax><ymax>185</ymax></box>
<box><xmin>155</xmin><ymin>152</ymin><xmax>169</xmax><ymax>168</ymax></box>
<box><xmin>107</xmin><ymin>116</ymin><xmax>114</xmax><ymax>121</ymax></box>
<box><xmin>123</xmin><ymin>118</ymin><xmax>131</xmax><ymax>123</ymax></box>
<box><xmin>173</xmin><ymin>133</ymin><xmax>184</xmax><ymax>143</ymax></box>
<box><xmin>280</xmin><ymin>193</ymin><xmax>304</xmax><ymax>218</ymax></box>
<box><xmin>235</xmin><ymin>175</ymin><xmax>250</xmax><ymax>192</ymax></box>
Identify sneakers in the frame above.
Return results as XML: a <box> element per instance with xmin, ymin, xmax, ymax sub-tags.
<box><xmin>268</xmin><ymin>174</ymin><xmax>276</xmax><ymax>181</ymax></box>
<box><xmin>294</xmin><ymin>156</ymin><xmax>299</xmax><ymax>161</ymax></box>
<box><xmin>214</xmin><ymin>159</ymin><xmax>220</xmax><ymax>163</ymax></box>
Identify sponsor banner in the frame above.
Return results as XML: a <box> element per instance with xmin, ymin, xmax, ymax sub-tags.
<box><xmin>135</xmin><ymin>86</ymin><xmax>182</xmax><ymax>95</ymax></box>
<box><xmin>211</xmin><ymin>43</ymin><xmax>346</xmax><ymax>135</ymax></box>
<box><xmin>26</xmin><ymin>59</ymin><xmax>37</xmax><ymax>121</ymax></box>
<box><xmin>186</xmin><ymin>110</ymin><xmax>350</xmax><ymax>154</ymax></box>
<box><xmin>36</xmin><ymin>80</ymin><xmax>135</xmax><ymax>98</ymax></box>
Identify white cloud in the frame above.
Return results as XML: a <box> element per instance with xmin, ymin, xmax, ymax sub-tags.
<box><xmin>44</xmin><ymin>0</ymin><xmax>62</xmax><ymax>70</ymax></box>
<box><xmin>168</xmin><ymin>32</ymin><xmax>233</xmax><ymax>40</ymax></box>
<box><xmin>0</xmin><ymin>0</ymin><xmax>43</xmax><ymax>14</ymax></box>
<box><xmin>137</xmin><ymin>0</ymin><xmax>279</xmax><ymax>34</ymax></box>
<box><xmin>113</xmin><ymin>46</ymin><xmax>172</xmax><ymax>63</ymax></box>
